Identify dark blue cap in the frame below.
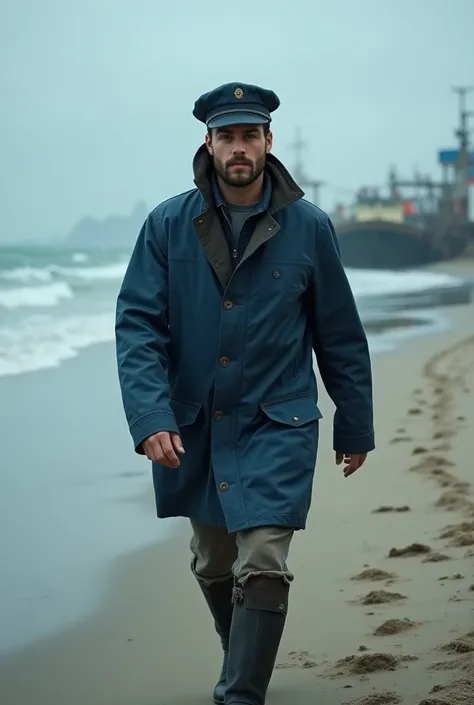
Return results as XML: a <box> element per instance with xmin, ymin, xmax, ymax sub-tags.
<box><xmin>193</xmin><ymin>82</ymin><xmax>280</xmax><ymax>129</ymax></box>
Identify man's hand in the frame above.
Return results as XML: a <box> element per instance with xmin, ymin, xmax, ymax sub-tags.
<box><xmin>335</xmin><ymin>452</ymin><xmax>367</xmax><ymax>478</ymax></box>
<box><xmin>142</xmin><ymin>432</ymin><xmax>185</xmax><ymax>467</ymax></box>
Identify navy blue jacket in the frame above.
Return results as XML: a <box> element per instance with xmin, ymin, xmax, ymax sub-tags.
<box><xmin>115</xmin><ymin>145</ymin><xmax>375</xmax><ymax>532</ymax></box>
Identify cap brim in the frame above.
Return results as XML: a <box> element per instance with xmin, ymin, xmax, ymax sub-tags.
<box><xmin>207</xmin><ymin>112</ymin><xmax>270</xmax><ymax>129</ymax></box>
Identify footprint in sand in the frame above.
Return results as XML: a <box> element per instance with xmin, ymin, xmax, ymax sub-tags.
<box><xmin>435</xmin><ymin>491</ymin><xmax>473</xmax><ymax>513</ymax></box>
<box><xmin>360</xmin><ymin>590</ymin><xmax>408</xmax><ymax>606</ymax></box>
<box><xmin>373</xmin><ymin>618</ymin><xmax>420</xmax><ymax>636</ymax></box>
<box><xmin>351</xmin><ymin>569</ymin><xmax>398</xmax><ymax>582</ymax></box>
<box><xmin>425</xmin><ymin>455</ymin><xmax>455</xmax><ymax>469</ymax></box>
<box><xmin>388</xmin><ymin>543</ymin><xmax>432</xmax><ymax>558</ymax></box>
<box><xmin>439</xmin><ymin>520</ymin><xmax>474</xmax><ymax>541</ymax></box>
<box><xmin>439</xmin><ymin>631</ymin><xmax>474</xmax><ymax>655</ymax></box>
<box><xmin>419</xmin><ymin>678</ymin><xmax>474</xmax><ymax>705</ymax></box>
<box><xmin>275</xmin><ymin>650</ymin><xmax>318</xmax><ymax>669</ymax></box>
<box><xmin>422</xmin><ymin>552</ymin><xmax>452</xmax><ymax>563</ymax></box>
<box><xmin>433</xmin><ymin>430</ymin><xmax>455</xmax><ymax>440</ymax></box>
<box><xmin>409</xmin><ymin>456</ymin><xmax>455</xmax><ymax>479</ymax></box>
<box><xmin>412</xmin><ymin>446</ymin><xmax>428</xmax><ymax>455</ymax></box>
<box><xmin>432</xmin><ymin>442</ymin><xmax>452</xmax><ymax>452</ymax></box>
<box><xmin>389</xmin><ymin>436</ymin><xmax>412</xmax><ymax>444</ymax></box>
<box><xmin>342</xmin><ymin>691</ymin><xmax>402</xmax><ymax>704</ymax></box>
<box><xmin>447</xmin><ymin>533</ymin><xmax>474</xmax><ymax>548</ymax></box>
<box><xmin>329</xmin><ymin>652</ymin><xmax>417</xmax><ymax>678</ymax></box>
<box><xmin>371</xmin><ymin>506</ymin><xmax>411</xmax><ymax>514</ymax></box>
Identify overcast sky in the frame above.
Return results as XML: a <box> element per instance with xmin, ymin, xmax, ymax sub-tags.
<box><xmin>1</xmin><ymin>0</ymin><xmax>473</xmax><ymax>242</ymax></box>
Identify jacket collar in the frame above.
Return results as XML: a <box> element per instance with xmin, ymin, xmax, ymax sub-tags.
<box><xmin>192</xmin><ymin>144</ymin><xmax>304</xmax><ymax>214</ymax></box>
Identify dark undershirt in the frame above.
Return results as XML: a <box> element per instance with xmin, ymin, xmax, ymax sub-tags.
<box><xmin>226</xmin><ymin>203</ymin><xmax>258</xmax><ymax>247</ymax></box>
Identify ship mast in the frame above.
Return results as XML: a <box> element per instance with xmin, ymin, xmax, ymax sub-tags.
<box><xmin>288</xmin><ymin>128</ymin><xmax>324</xmax><ymax>205</ymax></box>
<box><xmin>452</xmin><ymin>85</ymin><xmax>474</xmax><ymax>222</ymax></box>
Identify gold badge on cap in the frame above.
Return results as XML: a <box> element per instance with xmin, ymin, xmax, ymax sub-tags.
<box><xmin>234</xmin><ymin>87</ymin><xmax>243</xmax><ymax>99</ymax></box>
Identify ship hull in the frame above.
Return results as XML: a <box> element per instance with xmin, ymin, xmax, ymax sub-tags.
<box><xmin>335</xmin><ymin>220</ymin><xmax>437</xmax><ymax>269</ymax></box>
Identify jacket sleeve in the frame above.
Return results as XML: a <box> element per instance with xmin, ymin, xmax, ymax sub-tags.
<box><xmin>115</xmin><ymin>210</ymin><xmax>179</xmax><ymax>454</ymax></box>
<box><xmin>310</xmin><ymin>214</ymin><xmax>375</xmax><ymax>454</ymax></box>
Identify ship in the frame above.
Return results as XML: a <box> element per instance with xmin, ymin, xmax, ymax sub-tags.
<box><xmin>291</xmin><ymin>87</ymin><xmax>474</xmax><ymax>270</ymax></box>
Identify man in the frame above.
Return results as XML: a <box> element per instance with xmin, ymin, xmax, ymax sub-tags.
<box><xmin>115</xmin><ymin>82</ymin><xmax>374</xmax><ymax>705</ymax></box>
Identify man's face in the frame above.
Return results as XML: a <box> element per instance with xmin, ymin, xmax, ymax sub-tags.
<box><xmin>205</xmin><ymin>124</ymin><xmax>273</xmax><ymax>188</ymax></box>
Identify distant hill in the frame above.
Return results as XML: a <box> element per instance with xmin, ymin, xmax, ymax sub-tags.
<box><xmin>65</xmin><ymin>200</ymin><xmax>148</xmax><ymax>248</ymax></box>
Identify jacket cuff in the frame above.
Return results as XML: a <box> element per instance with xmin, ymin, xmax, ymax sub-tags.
<box><xmin>333</xmin><ymin>431</ymin><xmax>375</xmax><ymax>455</ymax></box>
<box><xmin>130</xmin><ymin>410</ymin><xmax>179</xmax><ymax>454</ymax></box>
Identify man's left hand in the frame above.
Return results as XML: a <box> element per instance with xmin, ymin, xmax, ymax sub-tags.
<box><xmin>335</xmin><ymin>452</ymin><xmax>367</xmax><ymax>478</ymax></box>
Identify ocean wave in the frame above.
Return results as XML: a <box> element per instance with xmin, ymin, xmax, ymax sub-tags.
<box><xmin>0</xmin><ymin>312</ymin><xmax>114</xmax><ymax>377</ymax></box>
<box><xmin>0</xmin><ymin>282</ymin><xmax>74</xmax><ymax>310</ymax></box>
<box><xmin>346</xmin><ymin>268</ymin><xmax>460</xmax><ymax>297</ymax></box>
<box><xmin>56</xmin><ymin>262</ymin><xmax>127</xmax><ymax>281</ymax></box>
<box><xmin>0</xmin><ymin>261</ymin><xmax>127</xmax><ymax>285</ymax></box>
<box><xmin>0</xmin><ymin>244</ymin><xmax>467</xmax><ymax>376</ymax></box>
<box><xmin>0</xmin><ymin>258</ymin><xmax>461</xmax><ymax>301</ymax></box>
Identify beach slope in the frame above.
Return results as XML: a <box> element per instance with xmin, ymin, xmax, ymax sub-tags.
<box><xmin>0</xmin><ymin>305</ymin><xmax>473</xmax><ymax>705</ymax></box>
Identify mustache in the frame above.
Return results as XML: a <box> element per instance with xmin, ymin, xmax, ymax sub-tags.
<box><xmin>226</xmin><ymin>158</ymin><xmax>253</xmax><ymax>167</ymax></box>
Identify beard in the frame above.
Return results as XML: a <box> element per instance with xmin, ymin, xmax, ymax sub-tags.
<box><xmin>213</xmin><ymin>153</ymin><xmax>266</xmax><ymax>188</ymax></box>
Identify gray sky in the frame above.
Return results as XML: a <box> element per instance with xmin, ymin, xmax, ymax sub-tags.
<box><xmin>1</xmin><ymin>0</ymin><xmax>473</xmax><ymax>242</ymax></box>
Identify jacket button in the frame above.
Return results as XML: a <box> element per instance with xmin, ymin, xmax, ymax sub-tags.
<box><xmin>220</xmin><ymin>356</ymin><xmax>230</xmax><ymax>367</ymax></box>
<box><xmin>219</xmin><ymin>481</ymin><xmax>230</xmax><ymax>492</ymax></box>
<box><xmin>272</xmin><ymin>269</ymin><xmax>281</xmax><ymax>278</ymax></box>
<box><xmin>293</xmin><ymin>416</ymin><xmax>299</xmax><ymax>422</ymax></box>
<box><xmin>223</xmin><ymin>300</ymin><xmax>233</xmax><ymax>310</ymax></box>
<box><xmin>214</xmin><ymin>410</ymin><xmax>224</xmax><ymax>420</ymax></box>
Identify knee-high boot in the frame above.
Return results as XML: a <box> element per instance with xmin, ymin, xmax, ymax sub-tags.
<box><xmin>224</xmin><ymin>576</ymin><xmax>289</xmax><ymax>705</ymax></box>
<box><xmin>197</xmin><ymin>577</ymin><xmax>234</xmax><ymax>704</ymax></box>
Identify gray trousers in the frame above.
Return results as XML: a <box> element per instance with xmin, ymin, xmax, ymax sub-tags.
<box><xmin>190</xmin><ymin>519</ymin><xmax>294</xmax><ymax>586</ymax></box>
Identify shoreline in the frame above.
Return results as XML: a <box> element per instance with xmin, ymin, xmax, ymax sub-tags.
<box><xmin>0</xmin><ymin>276</ymin><xmax>471</xmax><ymax>380</ymax></box>
<box><xmin>1</xmin><ymin>256</ymin><xmax>473</xmax><ymax>380</ymax></box>
<box><xmin>0</xmin><ymin>341</ymin><xmax>185</xmax><ymax>655</ymax></box>
<box><xmin>1</xmin><ymin>299</ymin><xmax>474</xmax><ymax>702</ymax></box>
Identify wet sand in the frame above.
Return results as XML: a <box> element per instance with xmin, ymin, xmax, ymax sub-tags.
<box><xmin>1</xmin><ymin>274</ymin><xmax>474</xmax><ymax>704</ymax></box>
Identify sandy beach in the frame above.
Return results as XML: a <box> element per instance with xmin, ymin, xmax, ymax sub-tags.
<box><xmin>1</xmin><ymin>264</ymin><xmax>474</xmax><ymax>705</ymax></box>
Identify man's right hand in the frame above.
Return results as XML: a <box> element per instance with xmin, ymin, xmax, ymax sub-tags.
<box><xmin>142</xmin><ymin>432</ymin><xmax>185</xmax><ymax>467</ymax></box>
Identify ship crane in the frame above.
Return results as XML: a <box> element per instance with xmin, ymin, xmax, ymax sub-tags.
<box><xmin>388</xmin><ymin>165</ymin><xmax>445</xmax><ymax>192</ymax></box>
<box><xmin>288</xmin><ymin>128</ymin><xmax>324</xmax><ymax>205</ymax></box>
<box><xmin>329</xmin><ymin>85</ymin><xmax>474</xmax><ymax>269</ymax></box>
<box><xmin>391</xmin><ymin>87</ymin><xmax>473</xmax><ymax>228</ymax></box>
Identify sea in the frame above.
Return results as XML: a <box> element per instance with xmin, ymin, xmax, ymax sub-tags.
<box><xmin>0</xmin><ymin>244</ymin><xmax>470</xmax><ymax>377</ymax></box>
<box><xmin>0</xmin><ymin>244</ymin><xmax>472</xmax><ymax>656</ymax></box>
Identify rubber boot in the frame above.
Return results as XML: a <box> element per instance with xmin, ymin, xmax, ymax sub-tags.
<box><xmin>224</xmin><ymin>576</ymin><xmax>289</xmax><ymax>705</ymax></box>
<box><xmin>197</xmin><ymin>577</ymin><xmax>234</xmax><ymax>704</ymax></box>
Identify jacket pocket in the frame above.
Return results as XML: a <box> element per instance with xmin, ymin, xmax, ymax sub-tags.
<box><xmin>252</xmin><ymin>262</ymin><xmax>310</xmax><ymax>302</ymax></box>
<box><xmin>170</xmin><ymin>398</ymin><xmax>202</xmax><ymax>428</ymax></box>
<box><xmin>260</xmin><ymin>394</ymin><xmax>322</xmax><ymax>426</ymax></box>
